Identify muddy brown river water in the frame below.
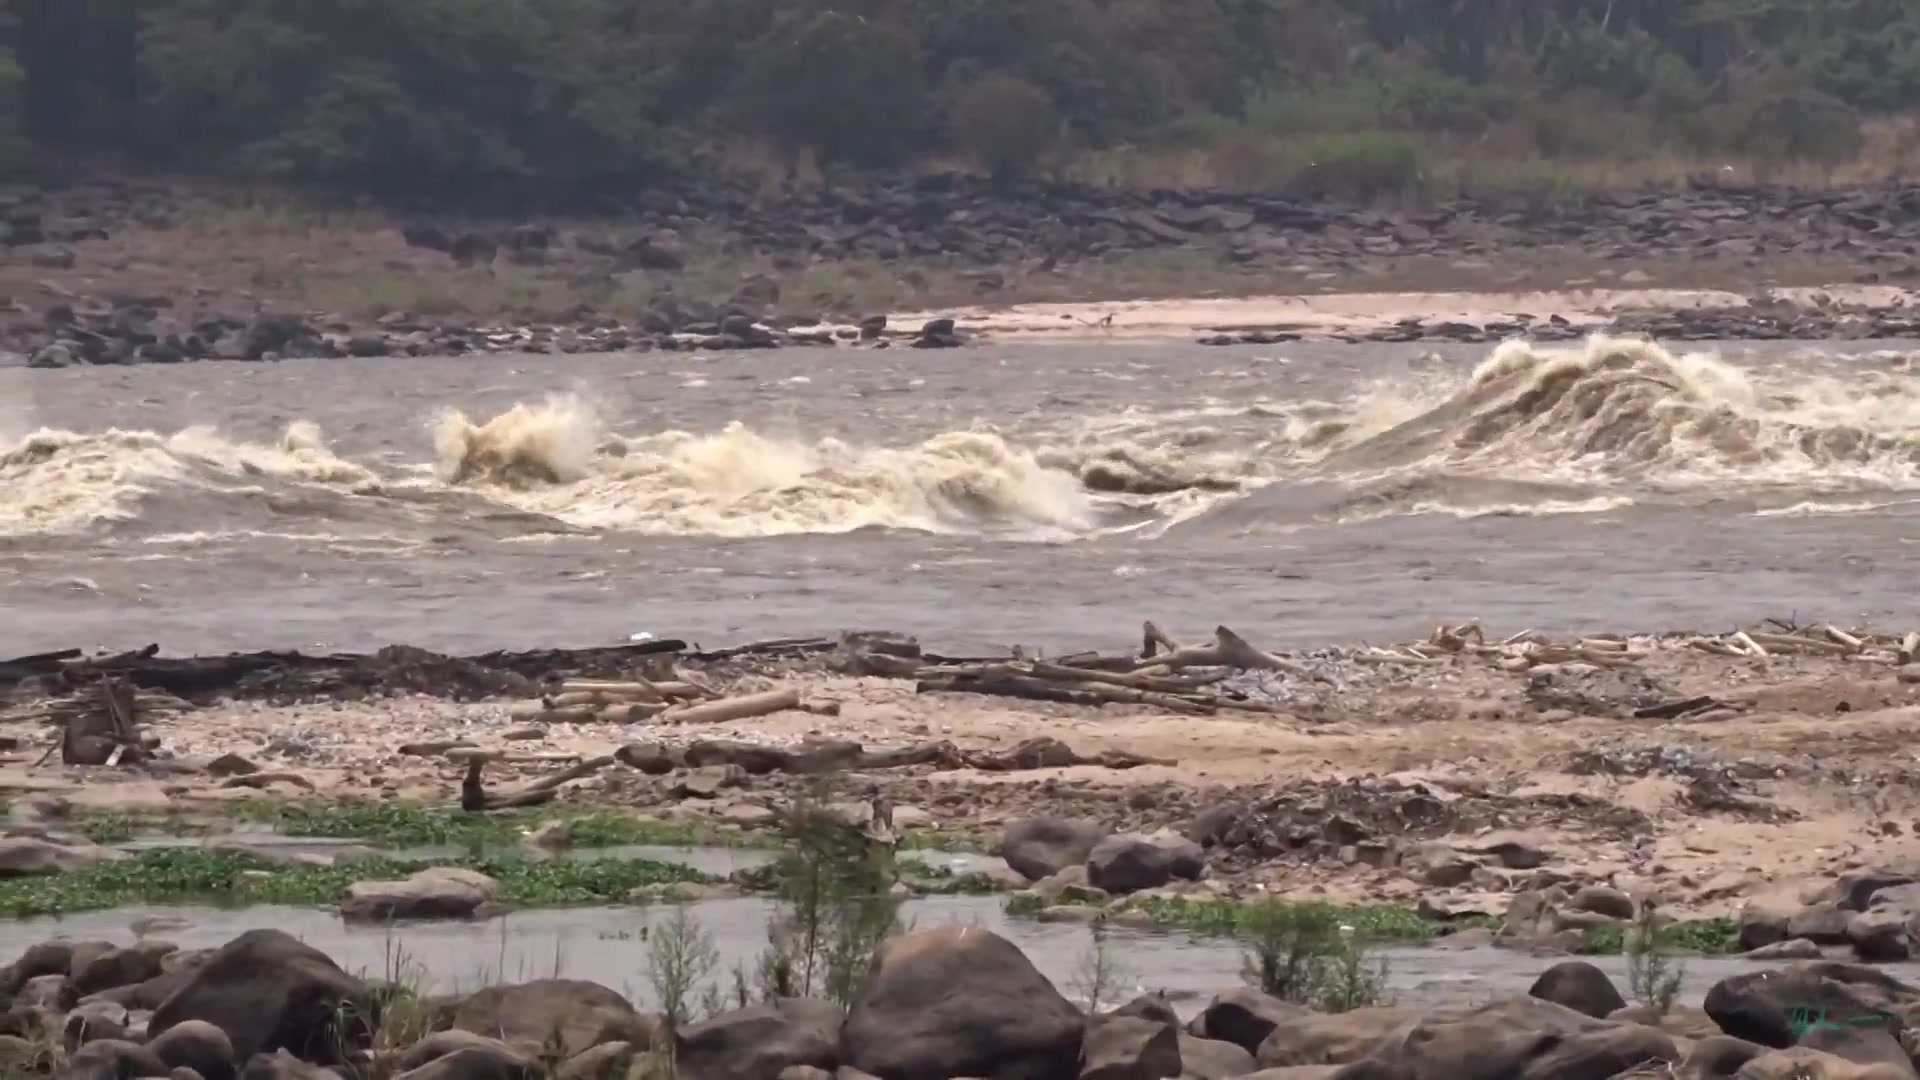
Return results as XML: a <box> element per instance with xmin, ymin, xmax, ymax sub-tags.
<box><xmin>3</xmin><ymin>334</ymin><xmax>1919</xmax><ymax>656</ymax></box>
<box><xmin>15</xmin><ymin>894</ymin><xmax>1919</xmax><ymax>1014</ymax></box>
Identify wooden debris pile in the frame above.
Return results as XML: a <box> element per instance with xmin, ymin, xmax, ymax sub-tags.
<box><xmin>1349</xmin><ymin>621</ymin><xmax>1920</xmax><ymax>669</ymax></box>
<box><xmin>506</xmin><ymin>652</ymin><xmax>810</xmax><ymax>726</ymax></box>
<box><xmin>3</xmin><ymin>676</ymin><xmax>193</xmax><ymax>766</ymax></box>
<box><xmin>843</xmin><ymin>622</ymin><xmax>1311</xmax><ymax>715</ymax></box>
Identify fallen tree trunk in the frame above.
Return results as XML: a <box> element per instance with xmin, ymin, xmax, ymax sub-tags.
<box><xmin>457</xmin><ymin>754</ymin><xmax>610</xmax><ymax>811</ymax></box>
<box><xmin>1133</xmin><ymin>625</ymin><xmax>1321</xmax><ymax>681</ymax></box>
<box><xmin>659</xmin><ymin>688</ymin><xmax>802</xmax><ymax>725</ymax></box>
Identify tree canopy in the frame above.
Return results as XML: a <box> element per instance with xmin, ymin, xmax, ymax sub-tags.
<box><xmin>4</xmin><ymin>0</ymin><xmax>1916</xmax><ymax>201</ymax></box>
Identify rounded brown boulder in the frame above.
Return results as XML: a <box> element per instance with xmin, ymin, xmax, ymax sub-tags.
<box><xmin>839</xmin><ymin>926</ymin><xmax>1084</xmax><ymax>1079</ymax></box>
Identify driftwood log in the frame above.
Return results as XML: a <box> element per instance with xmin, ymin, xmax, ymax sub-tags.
<box><xmin>859</xmin><ymin>622</ymin><xmax>1309</xmax><ymax>715</ymax></box>
<box><xmin>614</xmin><ymin>735</ymin><xmax>1166</xmax><ymax>779</ymax></box>
<box><xmin>458</xmin><ymin>753</ymin><xmax>616</xmax><ymax>812</ymax></box>
<box><xmin>25</xmin><ymin>676</ymin><xmax>161</xmax><ymax>767</ymax></box>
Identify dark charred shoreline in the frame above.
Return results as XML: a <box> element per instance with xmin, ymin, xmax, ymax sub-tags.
<box><xmin>9</xmin><ymin>175</ymin><xmax>1920</xmax><ymax>368</ymax></box>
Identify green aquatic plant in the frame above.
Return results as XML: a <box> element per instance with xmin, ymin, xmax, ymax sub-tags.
<box><xmin>0</xmin><ymin>848</ymin><xmax>708</xmax><ymax>917</ymax></box>
<box><xmin>1624</xmin><ymin>901</ymin><xmax>1684</xmax><ymax>1015</ymax></box>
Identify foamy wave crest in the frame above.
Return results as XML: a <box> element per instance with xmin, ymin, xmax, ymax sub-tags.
<box><xmin>0</xmin><ymin>422</ymin><xmax>377</xmax><ymax>534</ymax></box>
<box><xmin>433</xmin><ymin>396</ymin><xmax>603</xmax><ymax>487</ymax></box>
<box><xmin>1315</xmin><ymin>334</ymin><xmax>1920</xmax><ymax>490</ymax></box>
<box><xmin>437</xmin><ymin>396</ymin><xmax>1103</xmax><ymax>537</ymax></box>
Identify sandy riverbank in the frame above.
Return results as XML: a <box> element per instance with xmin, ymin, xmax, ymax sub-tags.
<box><xmin>5</xmin><ymin>621</ymin><xmax>1917</xmax><ymax>927</ymax></box>
<box><xmin>894</xmin><ymin>284</ymin><xmax>1920</xmax><ymax>343</ymax></box>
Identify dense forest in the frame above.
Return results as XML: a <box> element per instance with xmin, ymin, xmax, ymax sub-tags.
<box><xmin>2</xmin><ymin>0</ymin><xmax>1918</xmax><ymax>205</ymax></box>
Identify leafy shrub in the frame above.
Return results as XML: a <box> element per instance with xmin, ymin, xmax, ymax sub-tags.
<box><xmin>950</xmin><ymin>73</ymin><xmax>1061</xmax><ymax>177</ymax></box>
<box><xmin>1239</xmin><ymin>901</ymin><xmax>1389</xmax><ymax>1012</ymax></box>
<box><xmin>1284</xmin><ymin>131</ymin><xmax>1424</xmax><ymax>201</ymax></box>
<box><xmin>1733</xmin><ymin>89</ymin><xmax>1865</xmax><ymax>166</ymax></box>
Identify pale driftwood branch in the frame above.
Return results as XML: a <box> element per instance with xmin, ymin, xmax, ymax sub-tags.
<box><xmin>1129</xmin><ymin>624</ymin><xmax>1321</xmax><ymax>682</ymax></box>
<box><xmin>659</xmin><ymin>687</ymin><xmax>802</xmax><ymax>725</ymax></box>
<box><xmin>1141</xmin><ymin>621</ymin><xmax>1182</xmax><ymax>657</ymax></box>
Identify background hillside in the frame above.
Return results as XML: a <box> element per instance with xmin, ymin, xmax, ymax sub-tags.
<box><xmin>6</xmin><ymin>0</ymin><xmax>1920</xmax><ymax>207</ymax></box>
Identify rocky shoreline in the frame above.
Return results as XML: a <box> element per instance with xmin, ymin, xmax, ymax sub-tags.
<box><xmin>9</xmin><ymin>919</ymin><xmax>1920</xmax><ymax>1079</ymax></box>
<box><xmin>10</xmin><ymin>175</ymin><xmax>1920</xmax><ymax>365</ymax></box>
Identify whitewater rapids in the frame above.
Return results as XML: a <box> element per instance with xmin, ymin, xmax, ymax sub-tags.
<box><xmin>5</xmin><ymin>335</ymin><xmax>1917</xmax><ymax>544</ymax></box>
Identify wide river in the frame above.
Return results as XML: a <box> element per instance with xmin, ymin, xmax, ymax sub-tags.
<box><xmin>3</xmin><ymin>333</ymin><xmax>1917</xmax><ymax>656</ymax></box>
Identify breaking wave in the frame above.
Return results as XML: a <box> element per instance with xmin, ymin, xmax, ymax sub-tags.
<box><xmin>1313</xmin><ymin>334</ymin><xmax>1920</xmax><ymax>489</ymax></box>
<box><xmin>4</xmin><ymin>335</ymin><xmax>1918</xmax><ymax>542</ymax></box>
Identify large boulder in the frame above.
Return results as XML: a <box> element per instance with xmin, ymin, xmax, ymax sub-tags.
<box><xmin>1086</xmin><ymin>836</ymin><xmax>1175</xmax><ymax>896</ymax></box>
<box><xmin>840</xmin><ymin>927</ymin><xmax>1084</xmax><ymax>1079</ymax></box>
<box><xmin>147</xmin><ymin>1019</ymin><xmax>237</xmax><ymax>1080</ymax></box>
<box><xmin>73</xmin><ymin>942</ymin><xmax>176</xmax><ymax>995</ymax></box>
<box><xmin>554</xmin><ymin>1040</ymin><xmax>638</xmax><ymax>1080</ymax></box>
<box><xmin>1191</xmin><ymin>988</ymin><xmax>1308</xmax><ymax>1055</ymax></box>
<box><xmin>394</xmin><ymin>1046</ymin><xmax>537</xmax><ymax>1080</ymax></box>
<box><xmin>1001</xmin><ymin>818</ymin><xmax>1109</xmax><ymax>882</ymax></box>
<box><xmin>1702</xmin><ymin>961</ymin><xmax>1915</xmax><ymax>1049</ymax></box>
<box><xmin>675</xmin><ymin>999</ymin><xmax>841</xmax><ymax>1080</ymax></box>
<box><xmin>1678</xmin><ymin>1034</ymin><xmax>1768</xmax><ymax>1077</ymax></box>
<box><xmin>1256</xmin><ymin>1008</ymin><xmax>1418</xmax><ymax>1068</ymax></box>
<box><xmin>340</xmin><ymin>868</ymin><xmax>499</xmax><ymax>922</ymax></box>
<box><xmin>1797</xmin><ymin>1023</ymin><xmax>1917</xmax><ymax>1074</ymax></box>
<box><xmin>1177</xmin><ymin>1034</ymin><xmax>1256</xmax><ymax>1079</ymax></box>
<box><xmin>63</xmin><ymin>1037</ymin><xmax>170</xmax><ymax>1079</ymax></box>
<box><xmin>1731</xmin><ymin>1047</ymin><xmax>1917</xmax><ymax>1079</ymax></box>
<box><xmin>0</xmin><ymin>837</ymin><xmax>125</xmax><ymax>876</ymax></box>
<box><xmin>0</xmin><ymin>941</ymin><xmax>82</xmax><ymax>996</ymax></box>
<box><xmin>1326</xmin><ymin>997</ymin><xmax>1677</xmax><ymax>1080</ymax></box>
<box><xmin>1525</xmin><ymin>961</ymin><xmax>1626</xmax><ymax>1019</ymax></box>
<box><xmin>448</xmin><ymin>979</ymin><xmax>656</xmax><ymax>1059</ymax></box>
<box><xmin>147</xmin><ymin>929</ymin><xmax>366</xmax><ymax>1063</ymax></box>
<box><xmin>1081</xmin><ymin>1015</ymin><xmax>1180</xmax><ymax>1080</ymax></box>
<box><xmin>398</xmin><ymin>1031</ymin><xmax>533</xmax><ymax>1072</ymax></box>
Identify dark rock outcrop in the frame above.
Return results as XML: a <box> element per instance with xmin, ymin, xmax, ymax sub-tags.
<box><xmin>147</xmin><ymin>929</ymin><xmax>365</xmax><ymax>1063</ymax></box>
<box><xmin>839</xmin><ymin>927</ymin><xmax>1084</xmax><ymax>1079</ymax></box>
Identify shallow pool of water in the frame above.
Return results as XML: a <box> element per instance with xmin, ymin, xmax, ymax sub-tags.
<box><xmin>117</xmin><ymin>835</ymin><xmax>999</xmax><ymax>881</ymax></box>
<box><xmin>19</xmin><ymin>897</ymin><xmax>1914</xmax><ymax>1015</ymax></box>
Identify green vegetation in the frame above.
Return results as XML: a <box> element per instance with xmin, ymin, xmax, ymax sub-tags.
<box><xmin>8</xmin><ymin>1</ymin><xmax>1920</xmax><ymax>204</ymax></box>
<box><xmin>1239</xmin><ymin>900</ymin><xmax>1389</xmax><ymax>1012</ymax></box>
<box><xmin>1010</xmin><ymin>893</ymin><xmax>1740</xmax><ymax>958</ymax></box>
<box><xmin>1071</xmin><ymin>919</ymin><xmax>1134</xmax><ymax>1014</ymax></box>
<box><xmin>71</xmin><ymin>803</ymin><xmax>731</xmax><ymax>849</ymax></box>
<box><xmin>72</xmin><ymin>799</ymin><xmax>983</xmax><ymax>854</ymax></box>
<box><xmin>1582</xmin><ymin>915</ymin><xmax>1737</xmax><ymax>957</ymax></box>
<box><xmin>1103</xmin><ymin>894</ymin><xmax>1453</xmax><ymax>943</ymax></box>
<box><xmin>0</xmin><ymin>848</ymin><xmax>707</xmax><ymax>918</ymax></box>
<box><xmin>1623</xmin><ymin>903</ymin><xmax>1685</xmax><ymax>1015</ymax></box>
<box><xmin>751</xmin><ymin>781</ymin><xmax>905</xmax><ymax>1008</ymax></box>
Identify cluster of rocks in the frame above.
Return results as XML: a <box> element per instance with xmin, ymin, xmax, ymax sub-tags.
<box><xmin>13</xmin><ymin>919</ymin><xmax>1920</xmax><ymax>1079</ymax></box>
<box><xmin>1198</xmin><ymin>301</ymin><xmax>1920</xmax><ymax>347</ymax></box>
<box><xmin>14</xmin><ymin>174</ymin><xmax>1920</xmax><ymax>365</ymax></box>
<box><xmin>16</xmin><ymin>301</ymin><xmax>964</xmax><ymax>369</ymax></box>
<box><xmin>17</xmin><ymin>174</ymin><xmax>1920</xmax><ymax>281</ymax></box>
<box><xmin>1738</xmin><ymin>867</ymin><xmax>1920</xmax><ymax>965</ymax></box>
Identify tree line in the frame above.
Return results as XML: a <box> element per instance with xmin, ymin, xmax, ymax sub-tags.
<box><xmin>2</xmin><ymin>0</ymin><xmax>1915</xmax><ymax>205</ymax></box>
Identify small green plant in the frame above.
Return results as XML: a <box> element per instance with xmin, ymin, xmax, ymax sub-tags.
<box><xmin>332</xmin><ymin>937</ymin><xmax>434</xmax><ymax>1065</ymax></box>
<box><xmin>1624</xmin><ymin>901</ymin><xmax>1683</xmax><ymax>1015</ymax></box>
<box><xmin>648</xmin><ymin>906</ymin><xmax>721</xmax><ymax>1037</ymax></box>
<box><xmin>1070</xmin><ymin>918</ymin><xmax>1133</xmax><ymax>1014</ymax></box>
<box><xmin>755</xmin><ymin>778</ymin><xmax>904</xmax><ymax>1007</ymax></box>
<box><xmin>1238</xmin><ymin>900</ymin><xmax>1388</xmax><ymax>1012</ymax></box>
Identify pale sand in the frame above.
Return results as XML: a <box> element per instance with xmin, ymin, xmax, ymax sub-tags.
<box><xmin>891</xmin><ymin>284</ymin><xmax>1920</xmax><ymax>343</ymax></box>
<box><xmin>5</xmin><ymin>637</ymin><xmax>1917</xmax><ymax>916</ymax></box>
